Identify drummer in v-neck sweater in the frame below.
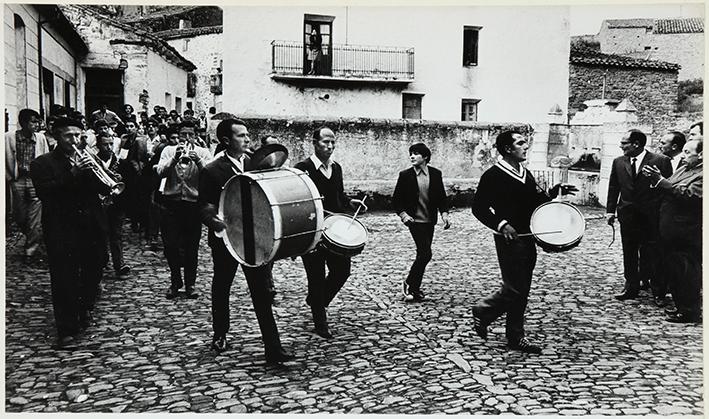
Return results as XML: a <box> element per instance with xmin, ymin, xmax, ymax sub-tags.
<box><xmin>470</xmin><ymin>131</ymin><xmax>576</xmax><ymax>354</ymax></box>
<box><xmin>294</xmin><ymin>127</ymin><xmax>367</xmax><ymax>339</ymax></box>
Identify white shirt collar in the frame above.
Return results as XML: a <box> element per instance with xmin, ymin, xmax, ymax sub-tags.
<box><xmin>226</xmin><ymin>152</ymin><xmax>246</xmax><ymax>172</ymax></box>
<box><xmin>414</xmin><ymin>164</ymin><xmax>429</xmax><ymax>176</ymax></box>
<box><xmin>310</xmin><ymin>154</ymin><xmax>331</xmax><ymax>170</ymax></box>
<box><xmin>632</xmin><ymin>149</ymin><xmax>647</xmax><ymax>165</ymax></box>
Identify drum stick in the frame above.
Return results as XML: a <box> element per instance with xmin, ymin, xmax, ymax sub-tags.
<box><xmin>347</xmin><ymin>196</ymin><xmax>367</xmax><ymax>229</ymax></box>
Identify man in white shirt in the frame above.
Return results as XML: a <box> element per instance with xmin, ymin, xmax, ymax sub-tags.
<box><xmin>659</xmin><ymin>131</ymin><xmax>686</xmax><ymax>172</ymax></box>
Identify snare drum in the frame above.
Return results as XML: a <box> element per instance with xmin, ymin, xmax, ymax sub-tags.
<box><xmin>320</xmin><ymin>214</ymin><xmax>368</xmax><ymax>257</ymax></box>
<box><xmin>219</xmin><ymin>167</ymin><xmax>324</xmax><ymax>266</ymax></box>
<box><xmin>529</xmin><ymin>201</ymin><xmax>585</xmax><ymax>252</ymax></box>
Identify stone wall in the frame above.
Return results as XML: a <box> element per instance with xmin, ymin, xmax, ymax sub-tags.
<box><xmin>568</xmin><ymin>63</ymin><xmax>678</xmax><ymax>133</ymax></box>
<box><xmin>239</xmin><ymin>115</ymin><xmax>533</xmax><ymax>209</ymax></box>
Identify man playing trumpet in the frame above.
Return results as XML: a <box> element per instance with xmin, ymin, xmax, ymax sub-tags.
<box><xmin>30</xmin><ymin>117</ymin><xmax>110</xmax><ymax>349</ymax></box>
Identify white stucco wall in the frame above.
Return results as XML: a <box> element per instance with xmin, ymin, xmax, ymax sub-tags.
<box><xmin>4</xmin><ymin>4</ymin><xmax>41</xmax><ymax>130</ymax></box>
<box><xmin>166</xmin><ymin>33</ymin><xmax>222</xmax><ymax>113</ymax></box>
<box><xmin>223</xmin><ymin>6</ymin><xmax>570</xmax><ymax>124</ymax></box>
<box><xmin>145</xmin><ymin>50</ymin><xmax>188</xmax><ymax>112</ymax></box>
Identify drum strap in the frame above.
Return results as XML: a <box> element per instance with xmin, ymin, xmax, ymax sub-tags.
<box><xmin>240</xmin><ymin>177</ymin><xmax>256</xmax><ymax>265</ymax></box>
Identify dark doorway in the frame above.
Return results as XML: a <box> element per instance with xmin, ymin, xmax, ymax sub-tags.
<box><xmin>303</xmin><ymin>14</ymin><xmax>334</xmax><ymax>76</ymax></box>
<box><xmin>84</xmin><ymin>68</ymin><xmax>124</xmax><ymax>116</ymax></box>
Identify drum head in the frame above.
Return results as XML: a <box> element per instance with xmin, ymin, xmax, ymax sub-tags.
<box><xmin>249</xmin><ymin>144</ymin><xmax>289</xmax><ymax>170</ymax></box>
<box><xmin>530</xmin><ymin>202</ymin><xmax>585</xmax><ymax>248</ymax></box>
<box><xmin>323</xmin><ymin>215</ymin><xmax>368</xmax><ymax>248</ymax></box>
<box><xmin>219</xmin><ymin>174</ymin><xmax>275</xmax><ymax>266</ymax></box>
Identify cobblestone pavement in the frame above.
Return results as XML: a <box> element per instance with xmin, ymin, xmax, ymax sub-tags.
<box><xmin>5</xmin><ymin>208</ymin><xmax>703</xmax><ymax>414</ymax></box>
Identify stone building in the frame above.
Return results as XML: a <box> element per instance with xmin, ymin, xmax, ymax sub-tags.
<box><xmin>222</xmin><ymin>6</ymin><xmax>571</xmax><ymax>124</ymax></box>
<box><xmin>58</xmin><ymin>4</ymin><xmax>196</xmax><ymax>117</ymax></box>
<box><xmin>598</xmin><ymin>17</ymin><xmax>704</xmax><ymax>80</ymax></box>
<box><xmin>121</xmin><ymin>6</ymin><xmax>223</xmax><ymax>114</ymax></box>
<box><xmin>4</xmin><ymin>4</ymin><xmax>88</xmax><ymax>131</ymax></box>
<box><xmin>568</xmin><ymin>44</ymin><xmax>680</xmax><ymax>133</ymax></box>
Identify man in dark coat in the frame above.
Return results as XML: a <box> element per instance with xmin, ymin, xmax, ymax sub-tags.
<box><xmin>392</xmin><ymin>142</ymin><xmax>451</xmax><ymax>302</ymax></box>
<box><xmin>198</xmin><ymin>118</ymin><xmax>293</xmax><ymax>364</ymax></box>
<box><xmin>606</xmin><ymin>129</ymin><xmax>672</xmax><ymax>302</ymax></box>
<box><xmin>294</xmin><ymin>126</ymin><xmax>367</xmax><ymax>339</ymax></box>
<box><xmin>642</xmin><ymin>138</ymin><xmax>703</xmax><ymax>323</ymax></box>
<box><xmin>30</xmin><ymin>117</ymin><xmax>109</xmax><ymax>349</ymax></box>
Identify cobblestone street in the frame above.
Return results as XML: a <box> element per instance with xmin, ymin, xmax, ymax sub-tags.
<box><xmin>5</xmin><ymin>208</ymin><xmax>703</xmax><ymax>414</ymax></box>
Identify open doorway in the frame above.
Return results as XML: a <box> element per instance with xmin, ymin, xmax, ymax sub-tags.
<box><xmin>303</xmin><ymin>14</ymin><xmax>334</xmax><ymax>76</ymax></box>
<box><xmin>84</xmin><ymin>68</ymin><xmax>124</xmax><ymax>116</ymax></box>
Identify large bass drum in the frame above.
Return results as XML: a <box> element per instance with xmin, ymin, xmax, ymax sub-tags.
<box><xmin>529</xmin><ymin>201</ymin><xmax>585</xmax><ymax>253</ymax></box>
<box><xmin>218</xmin><ymin>167</ymin><xmax>324</xmax><ymax>267</ymax></box>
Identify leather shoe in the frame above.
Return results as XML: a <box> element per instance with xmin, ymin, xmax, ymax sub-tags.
<box><xmin>79</xmin><ymin>310</ymin><xmax>93</xmax><ymax>330</ymax></box>
<box><xmin>664</xmin><ymin>307</ymin><xmax>679</xmax><ymax>316</ymax></box>
<box><xmin>54</xmin><ymin>335</ymin><xmax>78</xmax><ymax>350</ymax></box>
<box><xmin>472</xmin><ymin>307</ymin><xmax>488</xmax><ymax>340</ymax></box>
<box><xmin>185</xmin><ymin>286</ymin><xmax>198</xmax><ymax>299</ymax></box>
<box><xmin>165</xmin><ymin>287</ymin><xmax>179</xmax><ymax>299</ymax></box>
<box><xmin>211</xmin><ymin>335</ymin><xmax>228</xmax><ymax>352</ymax></box>
<box><xmin>412</xmin><ymin>290</ymin><xmax>425</xmax><ymax>302</ymax></box>
<box><xmin>653</xmin><ymin>296</ymin><xmax>666</xmax><ymax>307</ymax></box>
<box><xmin>666</xmin><ymin>312</ymin><xmax>701</xmax><ymax>324</ymax></box>
<box><xmin>265</xmin><ymin>348</ymin><xmax>295</xmax><ymax>364</ymax></box>
<box><xmin>614</xmin><ymin>291</ymin><xmax>638</xmax><ymax>301</ymax></box>
<box><xmin>315</xmin><ymin>324</ymin><xmax>333</xmax><ymax>339</ymax></box>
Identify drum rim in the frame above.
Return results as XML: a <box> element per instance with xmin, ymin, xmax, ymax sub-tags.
<box><xmin>530</xmin><ymin>201</ymin><xmax>586</xmax><ymax>248</ymax></box>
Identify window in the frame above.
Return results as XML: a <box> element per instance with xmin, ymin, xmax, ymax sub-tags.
<box><xmin>175</xmin><ymin>97</ymin><xmax>182</xmax><ymax>113</ymax></box>
<box><xmin>644</xmin><ymin>46</ymin><xmax>651</xmax><ymax>50</ymax></box>
<box><xmin>165</xmin><ymin>92</ymin><xmax>172</xmax><ymax>108</ymax></box>
<box><xmin>64</xmin><ymin>80</ymin><xmax>71</xmax><ymax>108</ymax></box>
<box><xmin>461</xmin><ymin>99</ymin><xmax>480</xmax><ymax>122</ymax></box>
<box><xmin>402</xmin><ymin>93</ymin><xmax>423</xmax><ymax>119</ymax></box>
<box><xmin>463</xmin><ymin>26</ymin><xmax>481</xmax><ymax>66</ymax></box>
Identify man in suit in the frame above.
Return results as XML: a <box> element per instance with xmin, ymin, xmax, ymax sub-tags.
<box><xmin>294</xmin><ymin>126</ymin><xmax>367</xmax><ymax>339</ymax></box>
<box><xmin>643</xmin><ymin>139</ymin><xmax>702</xmax><ymax>323</ymax></box>
<box><xmin>198</xmin><ymin>118</ymin><xmax>293</xmax><ymax>364</ymax></box>
<box><xmin>606</xmin><ymin>129</ymin><xmax>672</xmax><ymax>302</ymax></box>
<box><xmin>30</xmin><ymin>117</ymin><xmax>109</xmax><ymax>349</ymax></box>
<box><xmin>471</xmin><ymin>131</ymin><xmax>576</xmax><ymax>354</ymax></box>
<box><xmin>659</xmin><ymin>131</ymin><xmax>686</xmax><ymax>173</ymax></box>
<box><xmin>392</xmin><ymin>143</ymin><xmax>451</xmax><ymax>302</ymax></box>
<box><xmin>5</xmin><ymin>108</ymin><xmax>50</xmax><ymax>258</ymax></box>
<box><xmin>157</xmin><ymin>120</ymin><xmax>212</xmax><ymax>299</ymax></box>
<box><xmin>118</xmin><ymin>119</ymin><xmax>148</xmax><ymax>232</ymax></box>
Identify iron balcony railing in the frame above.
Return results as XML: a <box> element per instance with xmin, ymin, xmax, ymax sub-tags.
<box><xmin>271</xmin><ymin>40</ymin><xmax>414</xmax><ymax>80</ymax></box>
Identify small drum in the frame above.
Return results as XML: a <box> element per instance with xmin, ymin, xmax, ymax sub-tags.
<box><xmin>529</xmin><ymin>201</ymin><xmax>585</xmax><ymax>253</ymax></box>
<box><xmin>320</xmin><ymin>214</ymin><xmax>368</xmax><ymax>257</ymax></box>
<box><xmin>219</xmin><ymin>167</ymin><xmax>324</xmax><ymax>267</ymax></box>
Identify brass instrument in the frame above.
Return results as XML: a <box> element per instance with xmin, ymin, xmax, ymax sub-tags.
<box><xmin>72</xmin><ymin>144</ymin><xmax>125</xmax><ymax>196</ymax></box>
<box><xmin>176</xmin><ymin>142</ymin><xmax>195</xmax><ymax>166</ymax></box>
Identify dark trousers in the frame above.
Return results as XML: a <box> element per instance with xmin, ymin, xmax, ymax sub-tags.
<box><xmin>160</xmin><ymin>199</ymin><xmax>202</xmax><ymax>289</ymax></box>
<box><xmin>139</xmin><ymin>174</ymin><xmax>158</xmax><ymax>240</ymax></box>
<box><xmin>475</xmin><ymin>236</ymin><xmax>537</xmax><ymax>343</ymax></box>
<box><xmin>302</xmin><ymin>248</ymin><xmax>351</xmax><ymax>309</ymax></box>
<box><xmin>405</xmin><ymin>223</ymin><xmax>435</xmax><ymax>292</ymax></box>
<box><xmin>210</xmin><ymin>242</ymin><xmax>282</xmax><ymax>352</ymax></box>
<box><xmin>664</xmin><ymin>242</ymin><xmax>702</xmax><ymax>316</ymax></box>
<box><xmin>619</xmin><ymin>214</ymin><xmax>661</xmax><ymax>294</ymax></box>
<box><xmin>106</xmin><ymin>204</ymin><xmax>125</xmax><ymax>271</ymax></box>
<box><xmin>44</xmin><ymin>221</ymin><xmax>105</xmax><ymax>337</ymax></box>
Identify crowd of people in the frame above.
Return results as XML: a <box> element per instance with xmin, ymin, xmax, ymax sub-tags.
<box><xmin>4</xmin><ymin>102</ymin><xmax>703</xmax><ymax>361</ymax></box>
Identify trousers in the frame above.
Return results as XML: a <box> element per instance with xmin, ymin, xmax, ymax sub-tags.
<box><xmin>405</xmin><ymin>223</ymin><xmax>435</xmax><ymax>291</ymax></box>
<box><xmin>11</xmin><ymin>176</ymin><xmax>42</xmax><ymax>255</ymax></box>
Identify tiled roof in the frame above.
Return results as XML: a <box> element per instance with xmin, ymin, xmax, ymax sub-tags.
<box><xmin>570</xmin><ymin>44</ymin><xmax>680</xmax><ymax>71</ymax></box>
<box><xmin>121</xmin><ymin>6</ymin><xmax>204</xmax><ymax>23</ymax></box>
<box><xmin>606</xmin><ymin>18</ymin><xmax>654</xmax><ymax>28</ymax></box>
<box><xmin>654</xmin><ymin>17</ymin><xmax>704</xmax><ymax>34</ymax></box>
<box><xmin>152</xmin><ymin>26</ymin><xmax>223</xmax><ymax>40</ymax></box>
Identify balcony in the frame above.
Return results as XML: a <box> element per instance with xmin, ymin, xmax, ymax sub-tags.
<box><xmin>271</xmin><ymin>40</ymin><xmax>414</xmax><ymax>85</ymax></box>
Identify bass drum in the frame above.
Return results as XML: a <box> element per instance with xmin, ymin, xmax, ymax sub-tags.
<box><xmin>529</xmin><ymin>201</ymin><xmax>585</xmax><ymax>253</ymax></box>
<box><xmin>219</xmin><ymin>167</ymin><xmax>324</xmax><ymax>267</ymax></box>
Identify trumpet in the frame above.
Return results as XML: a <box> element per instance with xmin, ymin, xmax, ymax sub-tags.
<box><xmin>176</xmin><ymin>142</ymin><xmax>195</xmax><ymax>165</ymax></box>
<box><xmin>72</xmin><ymin>144</ymin><xmax>125</xmax><ymax>196</ymax></box>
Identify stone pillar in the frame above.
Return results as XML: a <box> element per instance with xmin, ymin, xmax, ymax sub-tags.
<box><xmin>527</xmin><ymin>104</ymin><xmax>565</xmax><ymax>170</ymax></box>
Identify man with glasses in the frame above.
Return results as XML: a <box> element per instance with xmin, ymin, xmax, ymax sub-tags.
<box><xmin>606</xmin><ymin>129</ymin><xmax>672</xmax><ymax>303</ymax></box>
<box><xmin>156</xmin><ymin>121</ymin><xmax>211</xmax><ymax>299</ymax></box>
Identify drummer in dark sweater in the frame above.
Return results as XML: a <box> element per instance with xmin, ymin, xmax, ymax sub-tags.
<box><xmin>470</xmin><ymin>130</ymin><xmax>576</xmax><ymax>354</ymax></box>
<box><xmin>294</xmin><ymin>126</ymin><xmax>367</xmax><ymax>339</ymax></box>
